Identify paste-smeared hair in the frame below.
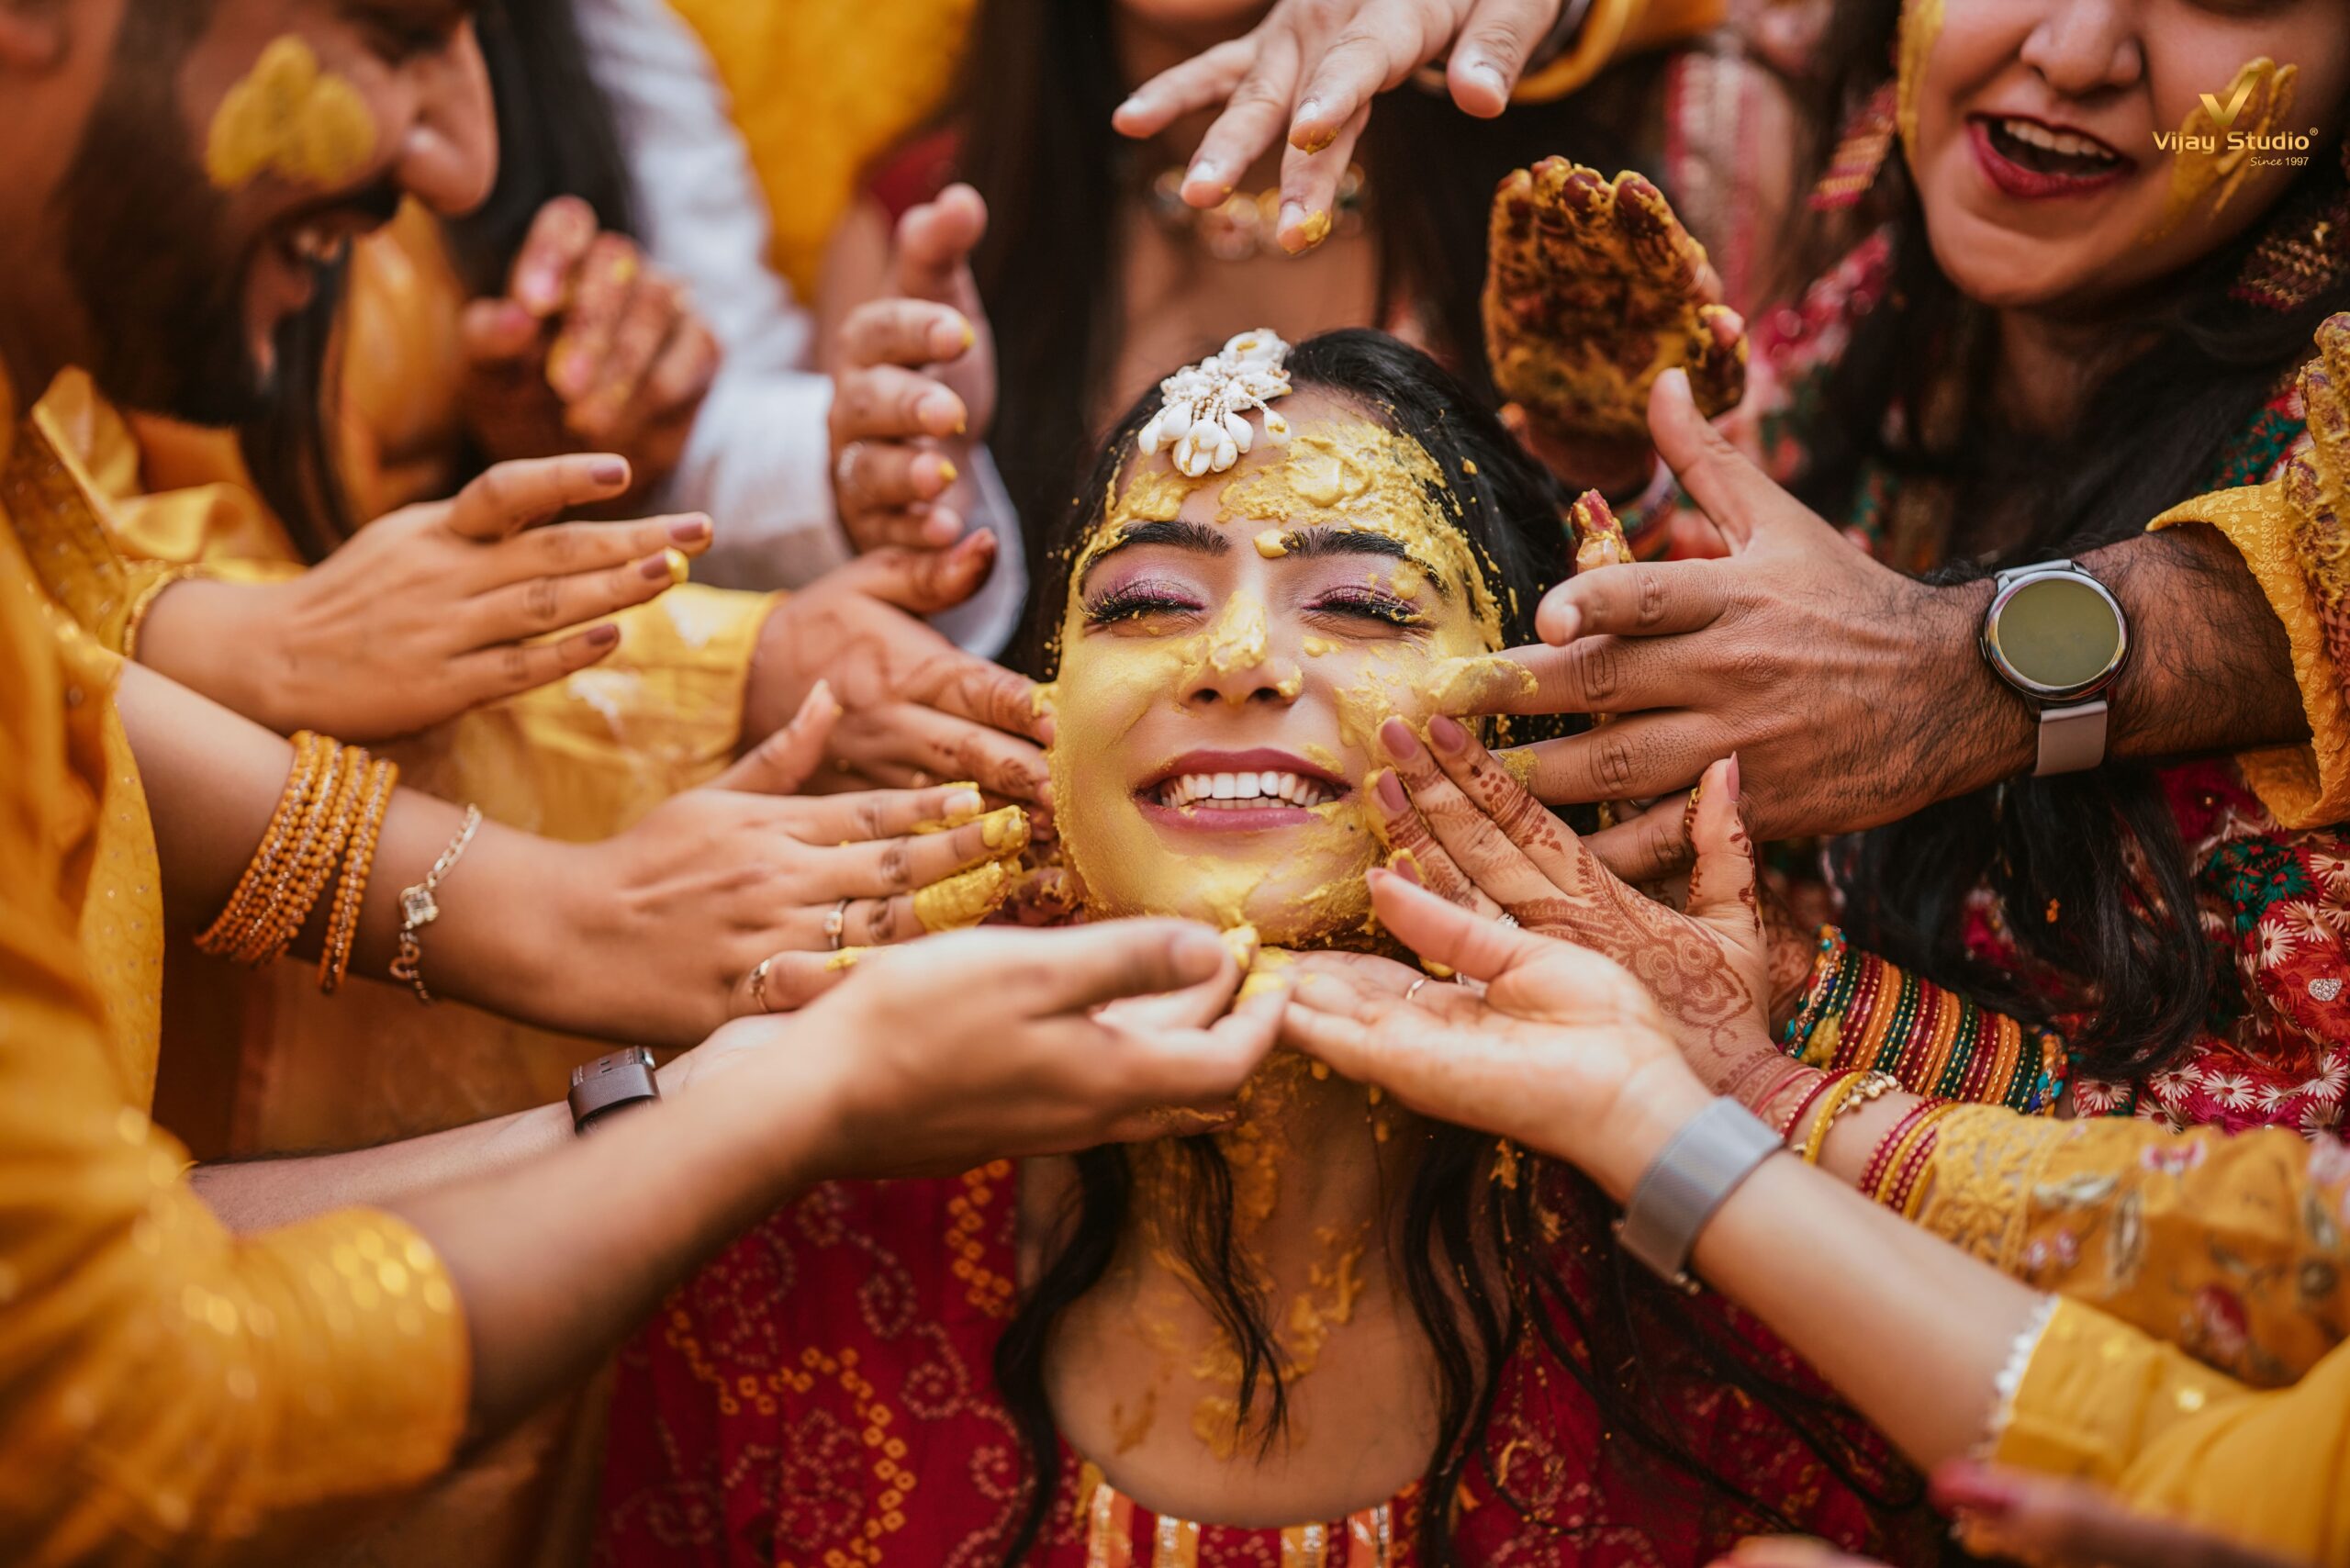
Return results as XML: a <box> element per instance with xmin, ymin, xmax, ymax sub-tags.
<box><xmin>997</xmin><ymin>330</ymin><xmax>1921</xmax><ymax>1565</ymax></box>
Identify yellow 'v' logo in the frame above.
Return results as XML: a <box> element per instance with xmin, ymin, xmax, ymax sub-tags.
<box><xmin>2201</xmin><ymin>83</ymin><xmax>2256</xmax><ymax>129</ymax></box>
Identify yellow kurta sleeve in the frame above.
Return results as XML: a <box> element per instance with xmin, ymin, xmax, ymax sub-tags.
<box><xmin>1919</xmin><ymin>1106</ymin><xmax>2350</xmax><ymax>1388</ymax></box>
<box><xmin>1991</xmin><ymin>1297</ymin><xmax>2350</xmax><ymax>1563</ymax></box>
<box><xmin>0</xmin><ymin>420</ymin><xmax>470</xmax><ymax>1563</ymax></box>
<box><xmin>2152</xmin><ymin>318</ymin><xmax>2350</xmax><ymax>828</ymax></box>
<box><xmin>2151</xmin><ymin>481</ymin><xmax>2350</xmax><ymax>828</ymax></box>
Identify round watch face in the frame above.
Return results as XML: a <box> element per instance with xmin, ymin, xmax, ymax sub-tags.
<box><xmin>1987</xmin><ymin>573</ymin><xmax>2126</xmax><ymax>699</ymax></box>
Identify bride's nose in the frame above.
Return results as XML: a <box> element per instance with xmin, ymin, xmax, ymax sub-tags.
<box><xmin>1184</xmin><ymin>594</ymin><xmax>1303</xmax><ymax>706</ymax></box>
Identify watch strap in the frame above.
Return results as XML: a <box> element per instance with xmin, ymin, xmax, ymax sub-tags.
<box><xmin>568</xmin><ymin>1047</ymin><xmax>660</xmax><ymax>1134</ymax></box>
<box><xmin>2034</xmin><ymin>700</ymin><xmax>2109</xmax><ymax>777</ymax></box>
<box><xmin>1615</xmin><ymin>1097</ymin><xmax>1782</xmax><ymax>1290</ymax></box>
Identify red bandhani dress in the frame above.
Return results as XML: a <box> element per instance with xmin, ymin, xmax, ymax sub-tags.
<box><xmin>596</xmin><ymin>1163</ymin><xmax>1929</xmax><ymax>1566</ymax></box>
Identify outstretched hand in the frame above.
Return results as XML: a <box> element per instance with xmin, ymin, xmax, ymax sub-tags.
<box><xmin>1365</xmin><ymin>716</ymin><xmax>1789</xmax><ymax>1098</ymax></box>
<box><xmin>1485</xmin><ymin>159</ymin><xmax>1745</xmax><ymax>492</ymax></box>
<box><xmin>695</xmin><ymin>921</ymin><xmax>1292</xmax><ymax>1175</ymax></box>
<box><xmin>1282</xmin><ymin>869</ymin><xmax>1714</xmax><ymax>1195</ymax></box>
<box><xmin>1460</xmin><ymin>369</ymin><xmax>2015</xmax><ymax>880</ymax></box>
<box><xmin>458</xmin><ymin>196</ymin><xmax>722</xmax><ymax>499</ymax></box>
<box><xmin>742</xmin><ymin>535</ymin><xmax>1053</xmax><ymax>811</ymax></box>
<box><xmin>146</xmin><ymin>454</ymin><xmax>711</xmax><ymax>742</ymax></box>
<box><xmin>828</xmin><ymin>184</ymin><xmax>997</xmax><ymax>553</ymax></box>
<box><xmin>1112</xmin><ymin>0</ymin><xmax>1570</xmax><ymax>256</ymax></box>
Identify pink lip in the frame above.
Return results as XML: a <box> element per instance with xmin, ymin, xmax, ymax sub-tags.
<box><xmin>1135</xmin><ymin>746</ymin><xmax>1350</xmax><ymax>834</ymax></box>
<box><xmin>1966</xmin><ymin>117</ymin><xmax>2132</xmax><ymax>202</ymax></box>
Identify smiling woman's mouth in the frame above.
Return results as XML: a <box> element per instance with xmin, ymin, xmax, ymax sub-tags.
<box><xmin>1148</xmin><ymin>768</ymin><xmax>1345</xmax><ymax>809</ymax></box>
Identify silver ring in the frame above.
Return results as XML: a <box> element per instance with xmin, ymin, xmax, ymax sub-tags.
<box><xmin>1496</xmin><ymin>913</ymin><xmax>1519</xmax><ymax>929</ymax></box>
<box><xmin>824</xmin><ymin>899</ymin><xmax>850</xmax><ymax>951</ymax></box>
<box><xmin>1404</xmin><ymin>976</ymin><xmax>1430</xmax><ymax>1004</ymax></box>
<box><xmin>748</xmin><ymin>956</ymin><xmax>776</xmax><ymax>1014</ymax></box>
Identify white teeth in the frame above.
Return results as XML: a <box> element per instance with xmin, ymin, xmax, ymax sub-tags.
<box><xmin>1998</xmin><ymin>118</ymin><xmax>2118</xmax><ymax>164</ymax></box>
<box><xmin>1152</xmin><ymin>769</ymin><xmax>1338</xmax><ymax>809</ymax></box>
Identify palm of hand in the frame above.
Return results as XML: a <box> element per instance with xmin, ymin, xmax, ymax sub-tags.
<box><xmin>1483</xmin><ymin>159</ymin><xmax>1746</xmax><ymax>443</ymax></box>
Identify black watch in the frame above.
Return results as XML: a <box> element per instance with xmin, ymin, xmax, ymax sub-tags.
<box><xmin>1979</xmin><ymin>559</ymin><xmax>2130</xmax><ymax>777</ymax></box>
<box><xmin>568</xmin><ymin>1047</ymin><xmax>661</xmax><ymax>1135</ymax></box>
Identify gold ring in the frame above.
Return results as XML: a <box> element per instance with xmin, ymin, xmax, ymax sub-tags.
<box><xmin>825</xmin><ymin>899</ymin><xmax>851</xmax><ymax>951</ymax></box>
<box><xmin>748</xmin><ymin>956</ymin><xmax>776</xmax><ymax>1014</ymax></box>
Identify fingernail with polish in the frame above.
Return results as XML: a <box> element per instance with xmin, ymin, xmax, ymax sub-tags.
<box><xmin>1379</xmin><ymin>715</ymin><xmax>1419</xmax><ymax>761</ymax></box>
<box><xmin>1726</xmin><ymin>753</ymin><xmax>1741</xmax><ymax>801</ymax></box>
<box><xmin>590</xmin><ymin>457</ymin><xmax>629</xmax><ymax>487</ymax></box>
<box><xmin>587</xmin><ymin>622</ymin><xmax>621</xmax><ymax>648</ymax></box>
<box><xmin>1429</xmin><ymin>713</ymin><xmax>1470</xmax><ymax>754</ymax></box>
<box><xmin>1374</xmin><ymin>768</ymin><xmax>1408</xmax><ymax>812</ymax></box>
<box><xmin>668</xmin><ymin>515</ymin><xmax>711</xmax><ymax>544</ymax></box>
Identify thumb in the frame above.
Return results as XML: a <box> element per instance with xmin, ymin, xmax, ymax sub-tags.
<box><xmin>461</xmin><ymin>297</ymin><xmax>541</xmax><ymax>366</ymax></box>
<box><xmin>709</xmin><ymin>680</ymin><xmax>842</xmax><ymax>795</ymax></box>
<box><xmin>1648</xmin><ymin>367</ymin><xmax>1781</xmax><ymax>553</ymax></box>
<box><xmin>1367</xmin><ymin>868</ymin><xmax>1573</xmax><ymax>984</ymax></box>
<box><xmin>1683</xmin><ymin>756</ymin><xmax>1760</xmax><ymax>947</ymax></box>
<box><xmin>1002</xmin><ymin>919</ymin><xmax>1233</xmax><ymax>1018</ymax></box>
<box><xmin>891</xmin><ymin>183</ymin><xmax>989</xmax><ymax>303</ymax></box>
<box><xmin>836</xmin><ymin>531</ymin><xmax>996</xmax><ymax>614</ymax></box>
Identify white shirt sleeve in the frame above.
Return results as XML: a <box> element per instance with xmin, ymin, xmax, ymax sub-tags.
<box><xmin>570</xmin><ymin>0</ymin><xmax>1026</xmax><ymax>656</ymax></box>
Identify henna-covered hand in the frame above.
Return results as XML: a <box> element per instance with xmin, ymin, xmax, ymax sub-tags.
<box><xmin>1484</xmin><ymin>159</ymin><xmax>1746</xmax><ymax>489</ymax></box>
<box><xmin>1367</xmin><ymin>712</ymin><xmax>1784</xmax><ymax>1100</ymax></box>
<box><xmin>1281</xmin><ymin>871</ymin><xmax>1718</xmax><ymax>1198</ymax></box>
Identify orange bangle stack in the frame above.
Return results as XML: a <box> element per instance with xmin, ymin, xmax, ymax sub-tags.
<box><xmin>196</xmin><ymin>732</ymin><xmax>400</xmax><ymax>992</ymax></box>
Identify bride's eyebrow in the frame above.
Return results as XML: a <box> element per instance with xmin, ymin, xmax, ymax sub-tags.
<box><xmin>1077</xmin><ymin>519</ymin><xmax>1228</xmax><ymax>589</ymax></box>
<box><xmin>1281</xmin><ymin>525</ymin><xmax>1451</xmax><ymax>598</ymax></box>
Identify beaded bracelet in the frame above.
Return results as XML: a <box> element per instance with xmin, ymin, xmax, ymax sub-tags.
<box><xmin>196</xmin><ymin>732</ymin><xmax>330</xmax><ymax>959</ymax></box>
<box><xmin>319</xmin><ymin>756</ymin><xmax>398</xmax><ymax>993</ymax></box>
<box><xmin>233</xmin><ymin>741</ymin><xmax>366</xmax><ymax>965</ymax></box>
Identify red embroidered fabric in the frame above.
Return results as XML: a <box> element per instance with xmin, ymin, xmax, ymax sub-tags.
<box><xmin>596</xmin><ymin>1163</ymin><xmax>1929</xmax><ymax>1566</ymax></box>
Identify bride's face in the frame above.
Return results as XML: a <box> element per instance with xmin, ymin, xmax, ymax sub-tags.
<box><xmin>1047</xmin><ymin>390</ymin><xmax>1505</xmax><ymax>944</ymax></box>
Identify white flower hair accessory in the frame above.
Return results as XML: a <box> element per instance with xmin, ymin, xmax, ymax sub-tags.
<box><xmin>1137</xmin><ymin>329</ymin><xmax>1294</xmax><ymax>477</ymax></box>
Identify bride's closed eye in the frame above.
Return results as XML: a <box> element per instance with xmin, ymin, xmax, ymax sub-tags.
<box><xmin>1307</xmin><ymin>584</ymin><xmax>1427</xmax><ymax>633</ymax></box>
<box><xmin>1081</xmin><ymin>577</ymin><xmax>1207</xmax><ymax>628</ymax></box>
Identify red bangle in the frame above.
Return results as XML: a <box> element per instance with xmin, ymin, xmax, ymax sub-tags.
<box><xmin>1779</xmin><ymin>1068</ymin><xmax>1856</xmax><ymax>1144</ymax></box>
<box><xmin>1751</xmin><ymin>1063</ymin><xmax>1818</xmax><ymax>1124</ymax></box>
<box><xmin>1883</xmin><ymin>1116</ymin><xmax>1953</xmax><ymax>1215</ymax></box>
<box><xmin>1860</xmin><ymin>1097</ymin><xmax>1945</xmax><ymax>1197</ymax></box>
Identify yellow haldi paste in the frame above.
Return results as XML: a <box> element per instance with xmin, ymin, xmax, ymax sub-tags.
<box><xmin>206</xmin><ymin>36</ymin><xmax>376</xmax><ymax>191</ymax></box>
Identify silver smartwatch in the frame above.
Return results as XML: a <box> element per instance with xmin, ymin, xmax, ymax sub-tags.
<box><xmin>568</xmin><ymin>1047</ymin><xmax>661</xmax><ymax>1135</ymax></box>
<box><xmin>1615</xmin><ymin>1098</ymin><xmax>1783</xmax><ymax>1291</ymax></box>
<box><xmin>1980</xmin><ymin>560</ymin><xmax>2131</xmax><ymax>777</ymax></box>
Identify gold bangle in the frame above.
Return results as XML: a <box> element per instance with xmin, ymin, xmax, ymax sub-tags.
<box><xmin>1801</xmin><ymin>1070</ymin><xmax>1897</xmax><ymax>1166</ymax></box>
<box><xmin>319</xmin><ymin>757</ymin><xmax>398</xmax><ymax>994</ymax></box>
<box><xmin>119</xmin><ymin>563</ymin><xmax>210</xmax><ymax>662</ymax></box>
<box><xmin>197</xmin><ymin>732</ymin><xmax>328</xmax><ymax>960</ymax></box>
<box><xmin>389</xmin><ymin>804</ymin><xmax>482</xmax><ymax>1005</ymax></box>
<box><xmin>232</xmin><ymin>741</ymin><xmax>364</xmax><ymax>965</ymax></box>
<box><xmin>259</xmin><ymin>744</ymin><xmax>367</xmax><ymax>964</ymax></box>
